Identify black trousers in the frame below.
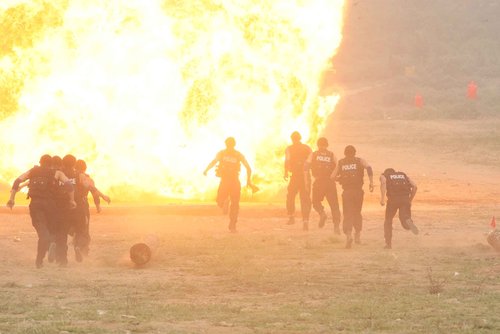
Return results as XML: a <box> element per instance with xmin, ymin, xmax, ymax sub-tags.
<box><xmin>29</xmin><ymin>198</ymin><xmax>56</xmax><ymax>263</ymax></box>
<box><xmin>217</xmin><ymin>177</ymin><xmax>241</xmax><ymax>228</ymax></box>
<box><xmin>73</xmin><ymin>201</ymin><xmax>91</xmax><ymax>251</ymax></box>
<box><xmin>341</xmin><ymin>188</ymin><xmax>364</xmax><ymax>235</ymax></box>
<box><xmin>312</xmin><ymin>178</ymin><xmax>340</xmax><ymax>224</ymax></box>
<box><xmin>384</xmin><ymin>196</ymin><xmax>412</xmax><ymax>245</ymax></box>
<box><xmin>53</xmin><ymin>200</ymin><xmax>73</xmax><ymax>264</ymax></box>
<box><xmin>286</xmin><ymin>173</ymin><xmax>311</xmax><ymax>221</ymax></box>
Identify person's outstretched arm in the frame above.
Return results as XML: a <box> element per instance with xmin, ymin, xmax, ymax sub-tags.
<box><xmin>360</xmin><ymin>158</ymin><xmax>374</xmax><ymax>192</ymax></box>
<box><xmin>55</xmin><ymin>170</ymin><xmax>76</xmax><ymax>209</ymax></box>
<box><xmin>6</xmin><ymin>170</ymin><xmax>30</xmax><ymax>209</ymax></box>
<box><xmin>330</xmin><ymin>164</ymin><xmax>340</xmax><ymax>182</ymax></box>
<box><xmin>380</xmin><ymin>174</ymin><xmax>387</xmax><ymax>206</ymax></box>
<box><xmin>408</xmin><ymin>177</ymin><xmax>418</xmax><ymax>202</ymax></box>
<box><xmin>204</xmin><ymin>152</ymin><xmax>221</xmax><ymax>176</ymax></box>
<box><xmin>284</xmin><ymin>146</ymin><xmax>291</xmax><ymax>181</ymax></box>
<box><xmin>240</xmin><ymin>155</ymin><xmax>252</xmax><ymax>187</ymax></box>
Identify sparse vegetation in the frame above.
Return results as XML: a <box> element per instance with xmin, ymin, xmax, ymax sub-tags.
<box><xmin>0</xmin><ymin>205</ymin><xmax>499</xmax><ymax>333</ymax></box>
<box><xmin>426</xmin><ymin>267</ymin><xmax>448</xmax><ymax>295</ymax></box>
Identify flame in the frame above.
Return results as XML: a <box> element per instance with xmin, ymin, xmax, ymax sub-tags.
<box><xmin>0</xmin><ymin>0</ymin><xmax>345</xmax><ymax>201</ymax></box>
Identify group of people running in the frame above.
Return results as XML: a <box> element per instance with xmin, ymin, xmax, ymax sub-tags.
<box><xmin>205</xmin><ymin>131</ymin><xmax>419</xmax><ymax>249</ymax></box>
<box><xmin>6</xmin><ymin>154</ymin><xmax>110</xmax><ymax>268</ymax></box>
<box><xmin>6</xmin><ymin>132</ymin><xmax>419</xmax><ymax>268</ymax></box>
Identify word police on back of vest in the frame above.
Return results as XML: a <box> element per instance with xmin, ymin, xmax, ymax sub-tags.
<box><xmin>316</xmin><ymin>155</ymin><xmax>332</xmax><ymax>163</ymax></box>
<box><xmin>386</xmin><ymin>172</ymin><xmax>411</xmax><ymax>197</ymax></box>
<box><xmin>342</xmin><ymin>164</ymin><xmax>358</xmax><ymax>171</ymax></box>
<box><xmin>222</xmin><ymin>156</ymin><xmax>238</xmax><ymax>164</ymax></box>
<box><xmin>216</xmin><ymin>150</ymin><xmax>241</xmax><ymax>178</ymax></box>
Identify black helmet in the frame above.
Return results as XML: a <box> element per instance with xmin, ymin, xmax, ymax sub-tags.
<box><xmin>291</xmin><ymin>131</ymin><xmax>301</xmax><ymax>142</ymax></box>
<box><xmin>51</xmin><ymin>155</ymin><xmax>63</xmax><ymax>169</ymax></box>
<box><xmin>39</xmin><ymin>154</ymin><xmax>52</xmax><ymax>168</ymax></box>
<box><xmin>317</xmin><ymin>137</ymin><xmax>328</xmax><ymax>148</ymax></box>
<box><xmin>75</xmin><ymin>159</ymin><xmax>87</xmax><ymax>173</ymax></box>
<box><xmin>224</xmin><ymin>137</ymin><xmax>236</xmax><ymax>148</ymax></box>
<box><xmin>344</xmin><ymin>145</ymin><xmax>356</xmax><ymax>157</ymax></box>
<box><xmin>62</xmin><ymin>154</ymin><xmax>77</xmax><ymax>169</ymax></box>
<box><xmin>383</xmin><ymin>168</ymin><xmax>396</xmax><ymax>177</ymax></box>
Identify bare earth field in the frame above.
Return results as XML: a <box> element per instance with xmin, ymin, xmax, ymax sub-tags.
<box><xmin>0</xmin><ymin>120</ymin><xmax>499</xmax><ymax>333</ymax></box>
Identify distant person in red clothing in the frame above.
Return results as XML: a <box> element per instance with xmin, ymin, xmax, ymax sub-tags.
<box><xmin>467</xmin><ymin>81</ymin><xmax>477</xmax><ymax>100</ymax></box>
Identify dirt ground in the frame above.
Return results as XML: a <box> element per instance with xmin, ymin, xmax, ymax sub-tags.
<box><xmin>0</xmin><ymin>120</ymin><xmax>499</xmax><ymax>333</ymax></box>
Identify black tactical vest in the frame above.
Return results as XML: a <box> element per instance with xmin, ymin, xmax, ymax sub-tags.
<box><xmin>62</xmin><ymin>167</ymin><xmax>80</xmax><ymax>202</ymax></box>
<box><xmin>216</xmin><ymin>150</ymin><xmax>241</xmax><ymax>178</ymax></box>
<box><xmin>51</xmin><ymin>169</ymin><xmax>68</xmax><ymax>202</ymax></box>
<box><xmin>76</xmin><ymin>173</ymin><xmax>91</xmax><ymax>205</ymax></box>
<box><xmin>28</xmin><ymin>166</ymin><xmax>56</xmax><ymax>199</ymax></box>
<box><xmin>288</xmin><ymin>143</ymin><xmax>311</xmax><ymax>175</ymax></box>
<box><xmin>385</xmin><ymin>171</ymin><xmax>411</xmax><ymax>198</ymax></box>
<box><xmin>337</xmin><ymin>157</ymin><xmax>364</xmax><ymax>188</ymax></box>
<box><xmin>311</xmin><ymin>150</ymin><xmax>335</xmax><ymax>179</ymax></box>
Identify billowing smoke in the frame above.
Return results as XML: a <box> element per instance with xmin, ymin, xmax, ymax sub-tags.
<box><xmin>0</xmin><ymin>0</ymin><xmax>344</xmax><ymax>201</ymax></box>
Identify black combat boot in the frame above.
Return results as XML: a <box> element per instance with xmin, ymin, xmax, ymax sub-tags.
<box><xmin>318</xmin><ymin>212</ymin><xmax>327</xmax><ymax>228</ymax></box>
<box><xmin>303</xmin><ymin>221</ymin><xmax>309</xmax><ymax>231</ymax></box>
<box><xmin>345</xmin><ymin>234</ymin><xmax>353</xmax><ymax>249</ymax></box>
<box><xmin>354</xmin><ymin>232</ymin><xmax>361</xmax><ymax>244</ymax></box>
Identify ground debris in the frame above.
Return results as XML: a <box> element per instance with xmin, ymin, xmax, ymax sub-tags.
<box><xmin>121</xmin><ymin>314</ymin><xmax>137</xmax><ymax>319</ymax></box>
<box><xmin>217</xmin><ymin>321</ymin><xmax>234</xmax><ymax>327</ymax></box>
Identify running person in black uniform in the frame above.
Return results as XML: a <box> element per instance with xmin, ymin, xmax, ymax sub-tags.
<box><xmin>380</xmin><ymin>168</ymin><xmax>419</xmax><ymax>249</ymax></box>
<box><xmin>284</xmin><ymin>131</ymin><xmax>312</xmax><ymax>230</ymax></box>
<box><xmin>74</xmin><ymin>159</ymin><xmax>110</xmax><ymax>260</ymax></box>
<box><xmin>59</xmin><ymin>154</ymin><xmax>85</xmax><ymax>262</ymax></box>
<box><xmin>6</xmin><ymin>155</ymin><xmax>75</xmax><ymax>268</ymax></box>
<box><xmin>49</xmin><ymin>155</ymin><xmax>72</xmax><ymax>266</ymax></box>
<box><xmin>306</xmin><ymin>137</ymin><xmax>341</xmax><ymax>233</ymax></box>
<box><xmin>204</xmin><ymin>137</ymin><xmax>253</xmax><ymax>232</ymax></box>
<box><xmin>331</xmin><ymin>145</ymin><xmax>374</xmax><ymax>248</ymax></box>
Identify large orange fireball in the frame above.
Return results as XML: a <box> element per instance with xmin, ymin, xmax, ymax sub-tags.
<box><xmin>0</xmin><ymin>0</ymin><xmax>345</xmax><ymax>201</ymax></box>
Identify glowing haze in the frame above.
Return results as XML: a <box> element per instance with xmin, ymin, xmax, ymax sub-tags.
<box><xmin>0</xmin><ymin>0</ymin><xmax>344</xmax><ymax>201</ymax></box>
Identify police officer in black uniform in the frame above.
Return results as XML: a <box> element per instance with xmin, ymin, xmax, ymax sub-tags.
<box><xmin>59</xmin><ymin>154</ymin><xmax>86</xmax><ymax>262</ymax></box>
<box><xmin>307</xmin><ymin>137</ymin><xmax>341</xmax><ymax>233</ymax></box>
<box><xmin>6</xmin><ymin>154</ymin><xmax>75</xmax><ymax>268</ymax></box>
<box><xmin>204</xmin><ymin>137</ymin><xmax>253</xmax><ymax>232</ymax></box>
<box><xmin>49</xmin><ymin>155</ymin><xmax>70</xmax><ymax>265</ymax></box>
<box><xmin>380</xmin><ymin>168</ymin><xmax>419</xmax><ymax>249</ymax></box>
<box><xmin>284</xmin><ymin>131</ymin><xmax>312</xmax><ymax>230</ymax></box>
<box><xmin>331</xmin><ymin>145</ymin><xmax>374</xmax><ymax>248</ymax></box>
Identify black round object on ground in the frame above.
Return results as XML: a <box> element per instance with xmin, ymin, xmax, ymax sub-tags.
<box><xmin>130</xmin><ymin>243</ymin><xmax>152</xmax><ymax>265</ymax></box>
